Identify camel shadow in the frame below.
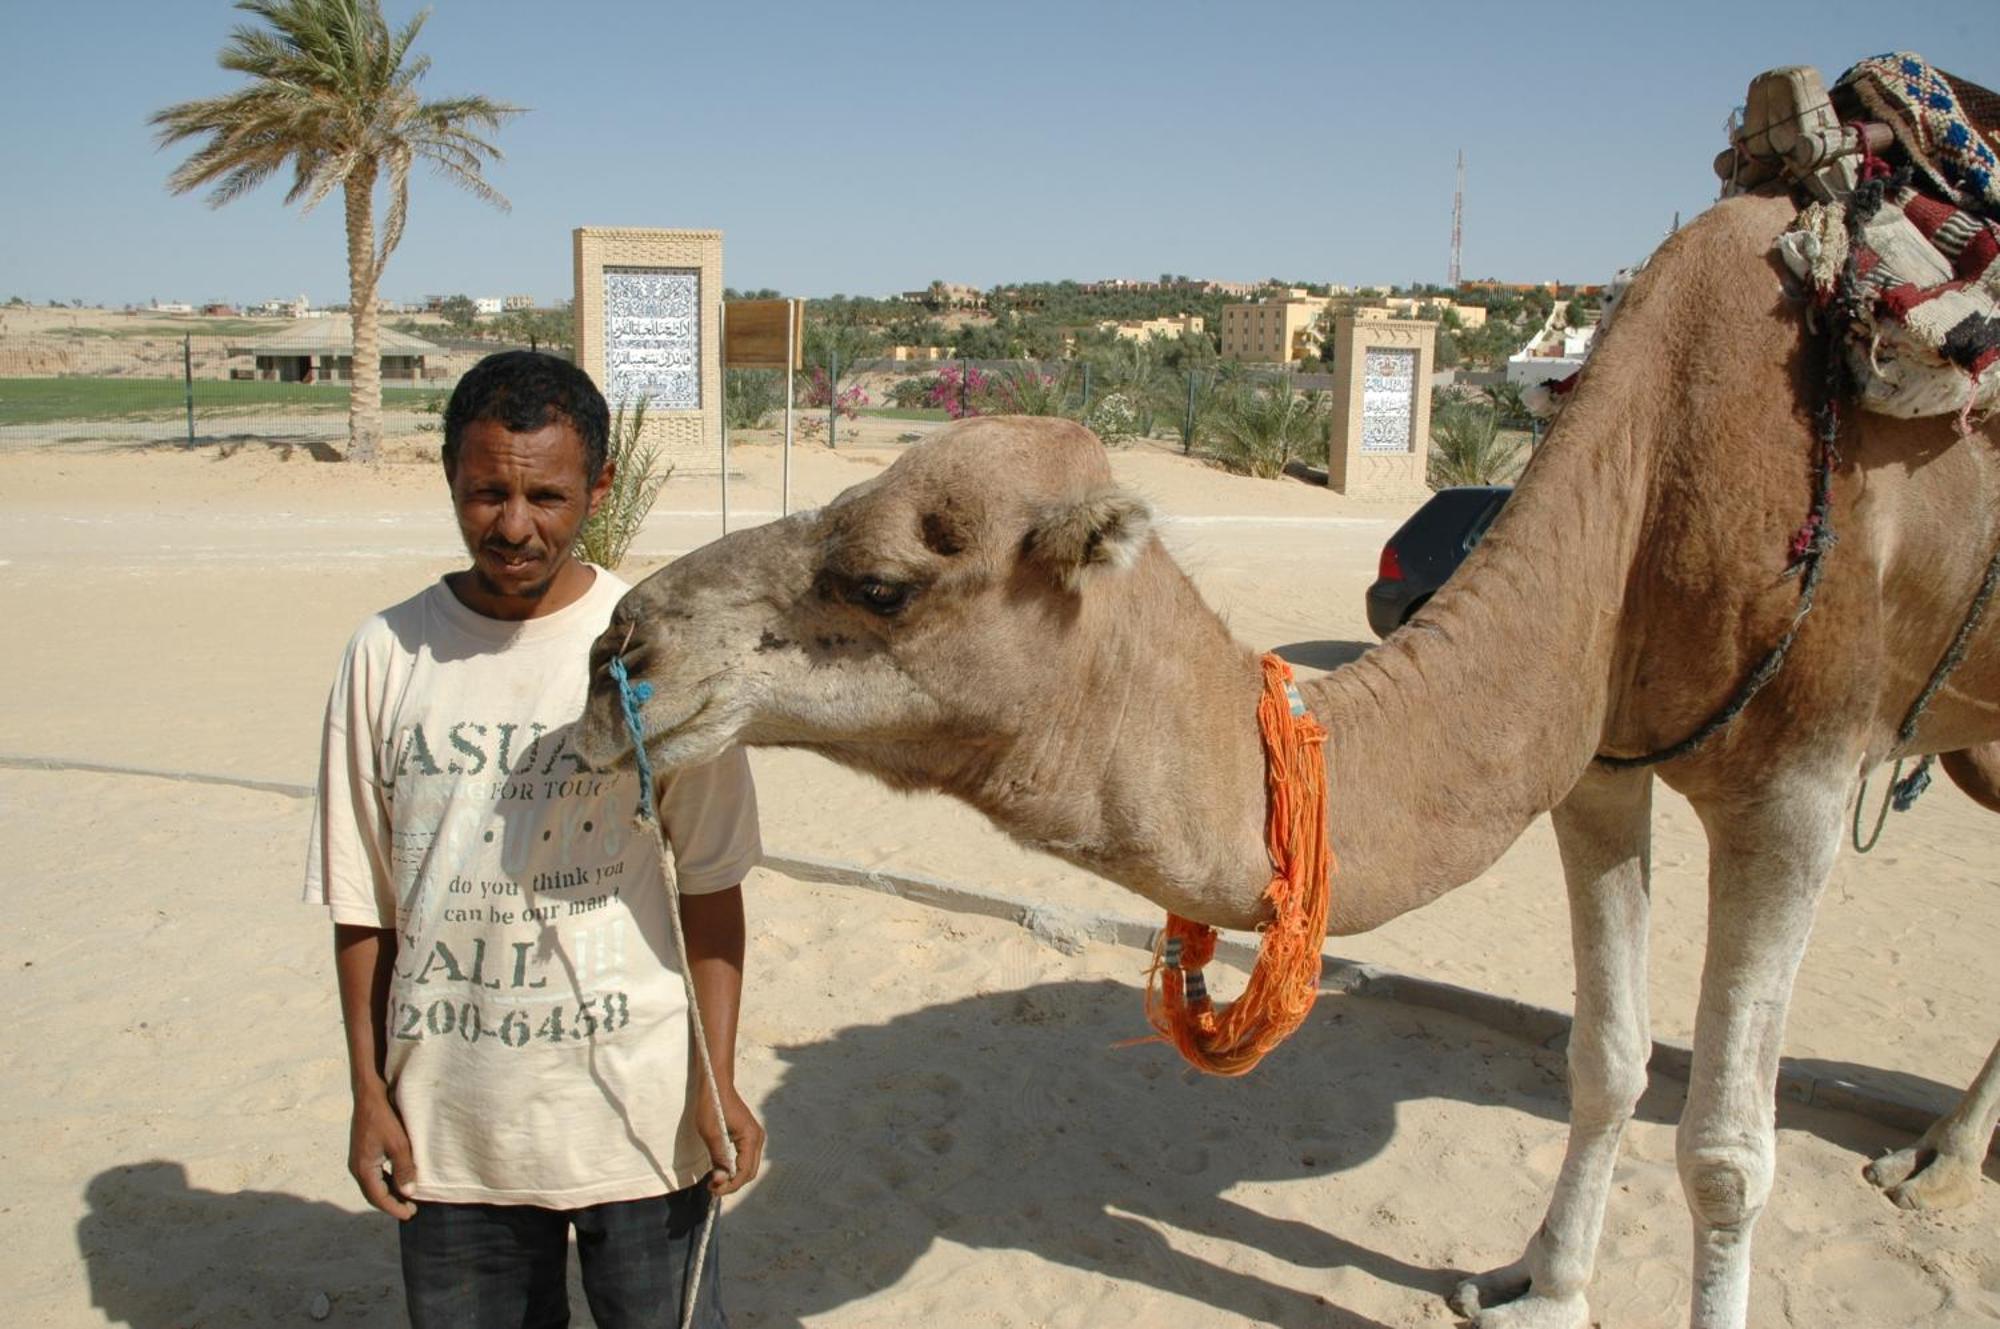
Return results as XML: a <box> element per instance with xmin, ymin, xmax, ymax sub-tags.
<box><xmin>75</xmin><ymin>1021</ymin><xmax>1966</xmax><ymax>1328</ymax></box>
<box><xmin>1271</xmin><ymin>639</ymin><xmax>1374</xmax><ymax>672</ymax></box>
<box><xmin>724</xmin><ymin>978</ymin><xmax>1971</xmax><ymax>1327</ymax></box>
<box><xmin>724</xmin><ymin>978</ymin><xmax>1621</xmax><ymax>1327</ymax></box>
<box><xmin>78</xmin><ymin>1160</ymin><xmax>403</xmax><ymax>1327</ymax></box>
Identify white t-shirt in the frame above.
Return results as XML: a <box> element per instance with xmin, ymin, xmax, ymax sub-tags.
<box><xmin>303</xmin><ymin>567</ymin><xmax>761</xmax><ymax>1206</ymax></box>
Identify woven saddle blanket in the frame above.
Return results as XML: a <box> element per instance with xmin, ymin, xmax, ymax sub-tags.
<box><xmin>1765</xmin><ymin>53</ymin><xmax>2000</xmax><ymax>422</ymax></box>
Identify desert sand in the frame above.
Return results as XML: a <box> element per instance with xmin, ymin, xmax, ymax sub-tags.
<box><xmin>1</xmin><ymin>422</ymin><xmax>1996</xmax><ymax>1327</ymax></box>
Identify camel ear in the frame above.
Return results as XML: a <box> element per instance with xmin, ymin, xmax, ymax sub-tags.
<box><xmin>1024</xmin><ymin>486</ymin><xmax>1153</xmax><ymax>591</ymax></box>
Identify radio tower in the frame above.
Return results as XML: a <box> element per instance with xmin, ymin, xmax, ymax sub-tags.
<box><xmin>1449</xmin><ymin>149</ymin><xmax>1465</xmax><ymax>289</ymax></box>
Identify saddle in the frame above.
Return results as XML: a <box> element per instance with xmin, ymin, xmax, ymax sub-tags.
<box><xmin>1720</xmin><ymin>55</ymin><xmax>2000</xmax><ymax>423</ymax></box>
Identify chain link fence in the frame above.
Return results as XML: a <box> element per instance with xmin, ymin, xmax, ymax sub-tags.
<box><xmin>737</xmin><ymin>352</ymin><xmax>1539</xmax><ymax>486</ymax></box>
<box><xmin>0</xmin><ymin>318</ymin><xmax>550</xmax><ymax>451</ymax></box>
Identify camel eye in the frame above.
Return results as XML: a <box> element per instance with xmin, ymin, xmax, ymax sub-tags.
<box><xmin>851</xmin><ymin>579</ymin><xmax>912</xmax><ymax>616</ymax></box>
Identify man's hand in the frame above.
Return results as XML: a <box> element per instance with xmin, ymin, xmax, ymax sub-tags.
<box><xmin>349</xmin><ymin>1086</ymin><xmax>419</xmax><ymax>1219</ymax></box>
<box><xmin>695</xmin><ymin>1084</ymin><xmax>764</xmax><ymax>1196</ymax></box>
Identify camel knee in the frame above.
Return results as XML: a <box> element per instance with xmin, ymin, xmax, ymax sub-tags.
<box><xmin>1566</xmin><ymin>1036</ymin><xmax>1649</xmax><ymax>1127</ymax></box>
<box><xmin>1678</xmin><ymin>1144</ymin><xmax>1772</xmax><ymax>1232</ymax></box>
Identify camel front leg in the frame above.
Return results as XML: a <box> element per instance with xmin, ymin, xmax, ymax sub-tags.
<box><xmin>1454</xmin><ymin>767</ymin><xmax>1653</xmax><ymax>1329</ymax></box>
<box><xmin>1678</xmin><ymin>780</ymin><xmax>1844</xmax><ymax>1329</ymax></box>
<box><xmin>1864</xmin><ymin>1037</ymin><xmax>2000</xmax><ymax>1210</ymax></box>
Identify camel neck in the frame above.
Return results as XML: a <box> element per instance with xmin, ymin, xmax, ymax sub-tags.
<box><xmin>1307</xmin><ymin>365</ymin><xmax>1654</xmax><ymax>934</ymax></box>
<box><xmin>961</xmin><ymin>545</ymin><xmax>1275</xmax><ymax>930</ymax></box>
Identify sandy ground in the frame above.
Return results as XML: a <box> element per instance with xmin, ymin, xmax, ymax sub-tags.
<box><xmin>2</xmin><ymin>427</ymin><xmax>1997</xmax><ymax>1327</ymax></box>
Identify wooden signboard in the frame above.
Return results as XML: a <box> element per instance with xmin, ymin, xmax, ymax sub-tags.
<box><xmin>723</xmin><ymin>298</ymin><xmax>802</xmax><ymax>369</ymax></box>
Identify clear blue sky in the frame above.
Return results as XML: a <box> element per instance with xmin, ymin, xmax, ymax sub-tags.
<box><xmin>2</xmin><ymin>1</ymin><xmax>1994</xmax><ymax>307</ymax></box>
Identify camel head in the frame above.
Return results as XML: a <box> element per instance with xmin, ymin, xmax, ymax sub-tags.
<box><xmin>575</xmin><ymin>416</ymin><xmax>1156</xmax><ymax>795</ymax></box>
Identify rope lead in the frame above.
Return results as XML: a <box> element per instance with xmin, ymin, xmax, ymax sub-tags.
<box><xmin>607</xmin><ymin>655</ymin><xmax>731</xmax><ymax>1329</ymax></box>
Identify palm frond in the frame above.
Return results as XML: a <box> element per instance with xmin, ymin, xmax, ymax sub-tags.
<box><xmin>1199</xmin><ymin>375</ymin><xmax>1329</xmax><ymax>478</ymax></box>
<box><xmin>578</xmin><ymin>401</ymin><xmax>673</xmax><ymax>571</ymax></box>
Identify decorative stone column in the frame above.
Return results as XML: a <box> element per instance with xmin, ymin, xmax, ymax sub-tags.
<box><xmin>1326</xmin><ymin>313</ymin><xmax>1437</xmax><ymax>501</ymax></box>
<box><xmin>573</xmin><ymin>228</ymin><xmax>723</xmax><ymax>474</ymax></box>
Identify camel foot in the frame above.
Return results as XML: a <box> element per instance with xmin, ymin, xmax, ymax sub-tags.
<box><xmin>1864</xmin><ymin>1142</ymin><xmax>1984</xmax><ymax>1211</ymax></box>
<box><xmin>1450</xmin><ymin>1264</ymin><xmax>1588</xmax><ymax>1329</ymax></box>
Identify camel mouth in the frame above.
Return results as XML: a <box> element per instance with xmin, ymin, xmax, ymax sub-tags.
<box><xmin>578</xmin><ymin>677</ymin><xmax>733</xmax><ymax>777</ymax></box>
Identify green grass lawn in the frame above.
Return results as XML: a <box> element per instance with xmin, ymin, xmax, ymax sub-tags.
<box><xmin>0</xmin><ymin>377</ymin><xmax>448</xmax><ymax>426</ymax></box>
<box><xmin>858</xmin><ymin>406</ymin><xmax>949</xmax><ymax>422</ymax></box>
<box><xmin>53</xmin><ymin>319</ymin><xmax>277</xmax><ymax>340</ymax></box>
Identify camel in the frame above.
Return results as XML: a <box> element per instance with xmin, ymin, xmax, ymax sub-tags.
<box><xmin>575</xmin><ymin>188</ymin><xmax>2000</xmax><ymax>1329</ymax></box>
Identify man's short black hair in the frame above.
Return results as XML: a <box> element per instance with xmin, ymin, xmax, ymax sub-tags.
<box><xmin>442</xmin><ymin>350</ymin><xmax>611</xmax><ymax>481</ymax></box>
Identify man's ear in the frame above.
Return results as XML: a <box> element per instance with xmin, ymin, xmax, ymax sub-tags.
<box><xmin>1023</xmin><ymin>486</ymin><xmax>1153</xmax><ymax>592</ymax></box>
<box><xmin>586</xmin><ymin>459</ymin><xmax>617</xmax><ymax>518</ymax></box>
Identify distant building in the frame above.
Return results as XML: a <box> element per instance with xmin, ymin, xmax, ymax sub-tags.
<box><xmin>1099</xmin><ymin>314</ymin><xmax>1205</xmax><ymax>344</ymax></box>
<box><xmin>503</xmin><ymin>294</ymin><xmax>536</xmax><ymax>311</ymax></box>
<box><xmin>1219</xmin><ymin>296</ymin><xmax>1328</xmax><ymax>364</ymax></box>
<box><xmin>474</xmin><ymin>297</ymin><xmax>503</xmax><ymax>316</ymax></box>
<box><xmin>201</xmin><ymin>303</ymin><xmax>239</xmax><ymax>317</ymax></box>
<box><xmin>248</xmin><ymin>294</ymin><xmax>312</xmax><ymax>318</ymax></box>
<box><xmin>1506</xmin><ymin>321</ymin><xmax>1595</xmax><ymax>389</ymax></box>
<box><xmin>1366</xmin><ymin>295</ymin><xmax>1488</xmax><ymax>329</ymax></box>
<box><xmin>1459</xmin><ymin>280</ymin><xmax>1560</xmax><ymax>295</ymax></box>
<box><xmin>1502</xmin><ymin>263</ymin><xmax>1640</xmax><ymax>393</ymax></box>
<box><xmin>227</xmin><ymin>318</ymin><xmax>442</xmax><ymax>383</ymax></box>
<box><xmin>901</xmin><ymin>282</ymin><xmax>984</xmax><ymax>310</ymax></box>
<box><xmin>150</xmin><ymin>301</ymin><xmax>194</xmax><ymax>314</ymax></box>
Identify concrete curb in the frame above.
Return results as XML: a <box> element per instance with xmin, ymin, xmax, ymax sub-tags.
<box><xmin>5</xmin><ymin>753</ymin><xmax>1956</xmax><ymax>1142</ymax></box>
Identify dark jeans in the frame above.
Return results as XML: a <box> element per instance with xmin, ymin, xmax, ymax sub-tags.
<box><xmin>399</xmin><ymin>1183</ymin><xmax>723</xmax><ymax>1329</ymax></box>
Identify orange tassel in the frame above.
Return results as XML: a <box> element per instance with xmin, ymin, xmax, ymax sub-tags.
<box><xmin>1142</xmin><ymin>654</ymin><xmax>1333</xmax><ymax>1076</ymax></box>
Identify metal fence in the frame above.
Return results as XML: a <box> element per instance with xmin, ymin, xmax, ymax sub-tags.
<box><xmin>765</xmin><ymin>354</ymin><xmax>1541</xmax><ymax>484</ymax></box>
<box><xmin>0</xmin><ymin>326</ymin><xmax>547</xmax><ymax>451</ymax></box>
<box><xmin>821</xmin><ymin>355</ymin><xmax>1306</xmax><ymax>453</ymax></box>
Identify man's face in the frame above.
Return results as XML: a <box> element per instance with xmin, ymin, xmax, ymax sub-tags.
<box><xmin>445</xmin><ymin>415</ymin><xmax>612</xmax><ymax>617</ymax></box>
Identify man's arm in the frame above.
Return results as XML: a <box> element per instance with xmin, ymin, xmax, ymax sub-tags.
<box><xmin>681</xmin><ymin>885</ymin><xmax>764</xmax><ymax>1196</ymax></box>
<box><xmin>334</xmin><ymin>923</ymin><xmax>417</xmax><ymax>1219</ymax></box>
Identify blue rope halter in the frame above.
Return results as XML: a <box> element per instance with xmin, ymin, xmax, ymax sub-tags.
<box><xmin>606</xmin><ymin>656</ymin><xmax>657</xmax><ymax>821</ymax></box>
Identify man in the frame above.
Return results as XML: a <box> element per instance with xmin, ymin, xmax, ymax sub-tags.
<box><xmin>304</xmin><ymin>350</ymin><xmax>762</xmax><ymax>1328</ymax></box>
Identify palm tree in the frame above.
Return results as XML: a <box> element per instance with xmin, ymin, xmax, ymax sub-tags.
<box><xmin>1201</xmin><ymin>373</ymin><xmax>1329</xmax><ymax>479</ymax></box>
<box><xmin>1427</xmin><ymin>400</ymin><xmax>1524</xmax><ymax>488</ymax></box>
<box><xmin>152</xmin><ymin>0</ymin><xmax>519</xmax><ymax>461</ymax></box>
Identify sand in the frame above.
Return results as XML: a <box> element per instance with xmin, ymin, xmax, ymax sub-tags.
<box><xmin>1</xmin><ymin>427</ymin><xmax>1996</xmax><ymax>1327</ymax></box>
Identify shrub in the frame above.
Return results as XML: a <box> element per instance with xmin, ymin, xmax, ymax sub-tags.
<box><xmin>988</xmin><ymin>366</ymin><xmax>1074</xmax><ymax>417</ymax></box>
<box><xmin>888</xmin><ymin>375</ymin><xmax>937</xmax><ymax>409</ymax></box>
<box><xmin>1084</xmin><ymin>391</ymin><xmax>1139</xmax><ymax>445</ymax></box>
<box><xmin>927</xmin><ymin>363</ymin><xmax>991</xmax><ymax>419</ymax></box>
<box><xmin>1199</xmin><ymin>377</ymin><xmax>1328</xmax><ymax>478</ymax></box>
<box><xmin>725</xmin><ymin>369</ymin><xmax>782</xmax><ymax>429</ymax></box>
<box><xmin>1427</xmin><ymin>401</ymin><xmax>1524</xmax><ymax>488</ymax></box>
<box><xmin>577</xmin><ymin>400</ymin><xmax>671</xmax><ymax>570</ymax></box>
<box><xmin>800</xmin><ymin>367</ymin><xmax>868</xmax><ymax>419</ymax></box>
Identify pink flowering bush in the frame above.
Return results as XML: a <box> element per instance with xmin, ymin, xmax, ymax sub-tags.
<box><xmin>926</xmin><ymin>363</ymin><xmax>991</xmax><ymax>419</ymax></box>
<box><xmin>800</xmin><ymin>367</ymin><xmax>869</xmax><ymax>419</ymax></box>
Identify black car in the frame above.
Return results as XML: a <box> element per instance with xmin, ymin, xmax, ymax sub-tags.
<box><xmin>1364</xmin><ymin>485</ymin><xmax>1511</xmax><ymax>638</ymax></box>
